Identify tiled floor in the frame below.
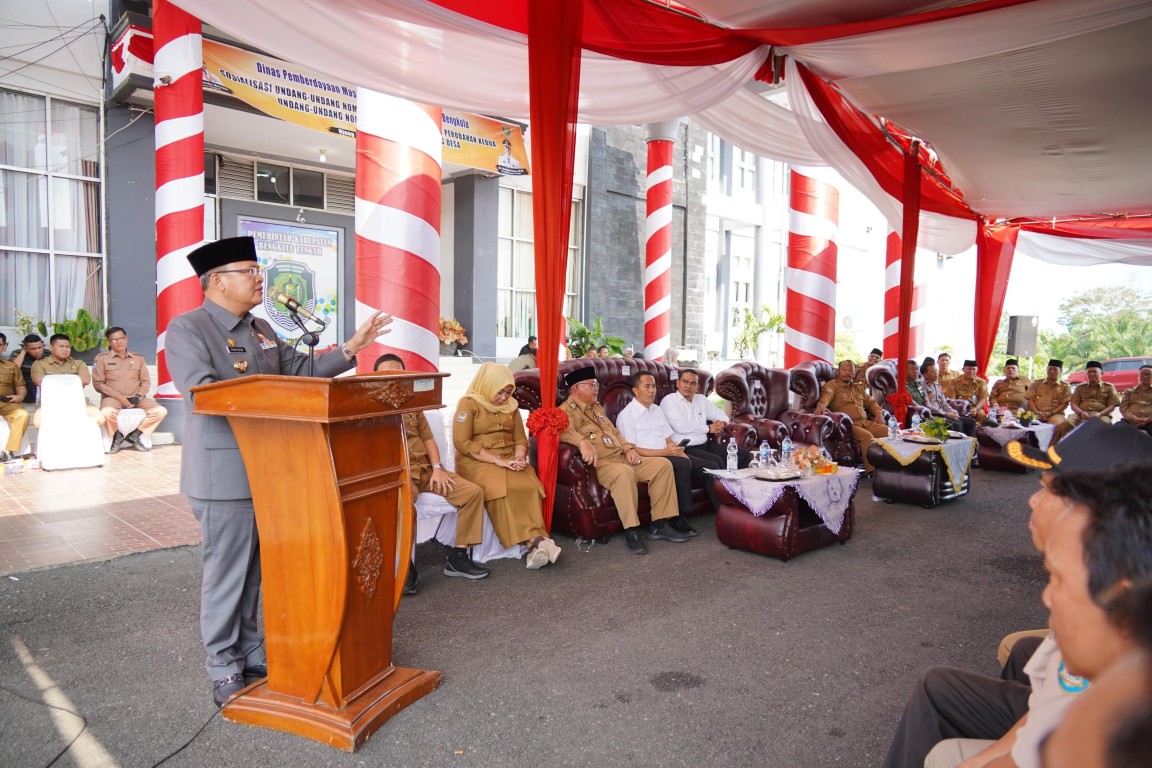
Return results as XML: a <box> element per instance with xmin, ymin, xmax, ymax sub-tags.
<box><xmin>0</xmin><ymin>446</ymin><xmax>200</xmax><ymax>576</ymax></box>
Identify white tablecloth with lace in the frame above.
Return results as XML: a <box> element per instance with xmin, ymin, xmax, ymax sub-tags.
<box><xmin>873</xmin><ymin>436</ymin><xmax>977</xmax><ymax>491</ymax></box>
<box><xmin>978</xmin><ymin>423</ymin><xmax>1055</xmax><ymax>451</ymax></box>
<box><xmin>708</xmin><ymin>468</ymin><xmax>860</xmax><ymax>534</ymax></box>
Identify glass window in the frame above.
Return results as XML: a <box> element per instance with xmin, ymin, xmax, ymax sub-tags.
<box><xmin>293</xmin><ymin>168</ymin><xmax>324</xmax><ymax>209</ymax></box>
<box><xmin>0</xmin><ymin>89</ymin><xmax>104</xmax><ymax>326</ymax></box>
<box><xmin>496</xmin><ymin>186</ymin><xmax>583</xmax><ymax>339</ymax></box>
<box><xmin>256</xmin><ymin>162</ymin><xmax>290</xmax><ymax>204</ymax></box>
<box><xmin>204</xmin><ymin>152</ymin><xmax>217</xmax><ymax>194</ymax></box>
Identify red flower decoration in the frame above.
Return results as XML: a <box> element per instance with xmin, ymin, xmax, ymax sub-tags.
<box><xmin>887</xmin><ymin>390</ymin><xmax>913</xmax><ymax>427</ymax></box>
<box><xmin>527</xmin><ymin>406</ymin><xmax>570</xmax><ymax>436</ymax></box>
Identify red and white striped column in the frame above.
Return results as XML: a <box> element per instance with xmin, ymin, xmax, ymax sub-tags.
<box><xmin>355</xmin><ymin>89</ymin><xmax>442</xmax><ymax>373</ymax></box>
<box><xmin>882</xmin><ymin>230</ymin><xmax>925</xmax><ymax>360</ymax></box>
<box><xmin>152</xmin><ymin>0</ymin><xmax>205</xmax><ymax>398</ymax></box>
<box><xmin>643</xmin><ymin>121</ymin><xmax>677</xmax><ymax>360</ymax></box>
<box><xmin>784</xmin><ymin>167</ymin><xmax>839</xmax><ymax>367</ymax></box>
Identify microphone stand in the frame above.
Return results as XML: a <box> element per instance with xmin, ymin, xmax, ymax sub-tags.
<box><xmin>289</xmin><ymin>312</ymin><xmax>323</xmax><ymax>377</ymax></box>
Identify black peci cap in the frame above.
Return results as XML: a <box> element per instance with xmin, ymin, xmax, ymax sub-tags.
<box><xmin>187</xmin><ymin>237</ymin><xmax>258</xmax><ymax>277</ymax></box>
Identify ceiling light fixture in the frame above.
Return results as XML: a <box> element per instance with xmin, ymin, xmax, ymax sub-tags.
<box><xmin>318</xmin><ymin>149</ymin><xmax>327</xmax><ymax>163</ymax></box>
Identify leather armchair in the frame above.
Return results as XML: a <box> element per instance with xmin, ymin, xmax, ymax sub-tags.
<box><xmin>867</xmin><ymin>360</ymin><xmax>932</xmax><ymax>427</ymax></box>
<box><xmin>714</xmin><ymin>362</ymin><xmax>829</xmax><ymax>451</ymax></box>
<box><xmin>513</xmin><ymin>358</ymin><xmax>722</xmax><ymax>541</ymax></box>
<box><xmin>788</xmin><ymin>360</ymin><xmax>860</xmax><ymax>467</ymax></box>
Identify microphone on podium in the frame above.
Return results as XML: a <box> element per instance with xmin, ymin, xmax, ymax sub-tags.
<box><xmin>273</xmin><ymin>291</ymin><xmax>328</xmax><ymax>326</ymax></box>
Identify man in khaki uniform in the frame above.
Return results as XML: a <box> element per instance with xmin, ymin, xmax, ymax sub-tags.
<box><xmin>815</xmin><ymin>360</ymin><xmax>887</xmax><ymax>473</ymax></box>
<box><xmin>937</xmin><ymin>353</ymin><xmax>962</xmax><ymax>389</ymax></box>
<box><xmin>1119</xmin><ymin>364</ymin><xmax>1152</xmax><ymax>437</ymax></box>
<box><xmin>559</xmin><ymin>366</ymin><xmax>687</xmax><ymax>555</ymax></box>
<box><xmin>1026</xmin><ymin>359</ymin><xmax>1072</xmax><ymax>429</ymax></box>
<box><xmin>30</xmin><ymin>334</ymin><xmax>105</xmax><ymax>429</ymax></box>
<box><xmin>375</xmin><ymin>354</ymin><xmax>488</xmax><ymax>589</ymax></box>
<box><xmin>946</xmin><ymin>359</ymin><xmax>997</xmax><ymax>427</ymax></box>
<box><xmin>93</xmin><ymin>327</ymin><xmax>167</xmax><ymax>453</ymax></box>
<box><xmin>1064</xmin><ymin>361</ymin><xmax>1120</xmax><ymax>439</ymax></box>
<box><xmin>0</xmin><ymin>332</ymin><xmax>29</xmax><ymax>463</ymax></box>
<box><xmin>855</xmin><ymin>347</ymin><xmax>882</xmax><ymax>386</ymax></box>
<box><xmin>989</xmin><ymin>358</ymin><xmax>1032</xmax><ymax>412</ymax></box>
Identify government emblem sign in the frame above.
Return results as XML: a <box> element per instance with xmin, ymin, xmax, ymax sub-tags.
<box><xmin>263</xmin><ymin>261</ymin><xmax>320</xmax><ymax>332</ymax></box>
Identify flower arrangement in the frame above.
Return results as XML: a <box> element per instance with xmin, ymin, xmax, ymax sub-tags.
<box><xmin>527</xmin><ymin>406</ymin><xmax>570</xmax><ymax>436</ymax></box>
<box><xmin>1016</xmin><ymin>408</ymin><xmax>1035</xmax><ymax>425</ymax></box>
<box><xmin>792</xmin><ymin>444</ymin><xmax>829</xmax><ymax>473</ymax></box>
<box><xmin>921</xmin><ymin>416</ymin><xmax>950</xmax><ymax>441</ymax></box>
<box><xmin>437</xmin><ymin>317</ymin><xmax>468</xmax><ymax>345</ymax></box>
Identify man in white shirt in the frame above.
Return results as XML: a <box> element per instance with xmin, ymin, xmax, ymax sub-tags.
<box><xmin>617</xmin><ymin>371</ymin><xmax>716</xmax><ymax>536</ymax></box>
<box><xmin>660</xmin><ymin>368</ymin><xmax>750</xmax><ymax>469</ymax></box>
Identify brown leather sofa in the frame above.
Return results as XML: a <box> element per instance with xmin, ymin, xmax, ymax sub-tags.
<box><xmin>867</xmin><ymin>360</ymin><xmax>932</xmax><ymax>427</ymax></box>
<box><xmin>513</xmin><ymin>358</ymin><xmax>752</xmax><ymax>540</ymax></box>
<box><xmin>788</xmin><ymin>360</ymin><xmax>864</xmax><ymax>467</ymax></box>
<box><xmin>714</xmin><ymin>362</ymin><xmax>833</xmax><ymax>451</ymax></box>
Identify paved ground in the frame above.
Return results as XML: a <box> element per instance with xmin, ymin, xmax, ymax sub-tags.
<box><xmin>0</xmin><ymin>452</ymin><xmax>1047</xmax><ymax>768</ymax></box>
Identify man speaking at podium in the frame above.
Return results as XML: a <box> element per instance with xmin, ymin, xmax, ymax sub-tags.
<box><xmin>167</xmin><ymin>236</ymin><xmax>392</xmax><ymax>707</ymax></box>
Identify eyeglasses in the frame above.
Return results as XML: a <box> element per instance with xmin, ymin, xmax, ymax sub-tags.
<box><xmin>212</xmin><ymin>267</ymin><xmax>263</xmax><ymax>277</ymax></box>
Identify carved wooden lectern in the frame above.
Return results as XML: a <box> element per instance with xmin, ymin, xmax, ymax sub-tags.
<box><xmin>190</xmin><ymin>372</ymin><xmax>444</xmax><ymax>751</ymax></box>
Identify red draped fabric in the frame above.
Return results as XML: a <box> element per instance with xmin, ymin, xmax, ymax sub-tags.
<box><xmin>796</xmin><ymin>65</ymin><xmax>976</xmax><ymax>221</ymax></box>
<box><xmin>974</xmin><ymin>223</ymin><xmax>1019</xmax><ymax>377</ymax></box>
<box><xmin>528</xmin><ymin>0</ymin><xmax>584</xmax><ymax>531</ymax></box>
<box><xmin>896</xmin><ymin>144</ymin><xmax>921</xmax><ymax>377</ymax></box>
<box><xmin>428</xmin><ymin>0</ymin><xmax>1037</xmax><ymax>61</ymax></box>
<box><xmin>1015</xmin><ymin>216</ymin><xmax>1152</xmax><ymax>239</ymax></box>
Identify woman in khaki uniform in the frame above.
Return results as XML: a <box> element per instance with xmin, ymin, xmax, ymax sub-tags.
<box><xmin>453</xmin><ymin>363</ymin><xmax>559</xmax><ymax>569</ymax></box>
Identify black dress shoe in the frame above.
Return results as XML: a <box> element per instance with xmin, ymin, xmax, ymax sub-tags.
<box><xmin>0</xmin><ymin>450</ymin><xmax>15</xmax><ymax>463</ymax></box>
<box><xmin>646</xmin><ymin>520</ymin><xmax>689</xmax><ymax>543</ymax></box>
<box><xmin>624</xmin><ymin>528</ymin><xmax>648</xmax><ymax>555</ymax></box>
<box><xmin>443</xmin><ymin>548</ymin><xmax>490</xmax><ymax>580</ymax></box>
<box><xmin>127</xmin><ymin>429</ymin><xmax>150</xmax><ymax>451</ymax></box>
<box><xmin>403</xmin><ymin>561</ymin><xmax>418</xmax><ymax>595</ymax></box>
<box><xmin>669</xmin><ymin>516</ymin><xmax>699</xmax><ymax>537</ymax></box>
<box><xmin>108</xmin><ymin>433</ymin><xmax>126</xmax><ymax>454</ymax></box>
<box><xmin>213</xmin><ymin>672</ymin><xmax>247</xmax><ymax>707</ymax></box>
<box><xmin>244</xmin><ymin>664</ymin><xmax>268</xmax><ymax>680</ymax></box>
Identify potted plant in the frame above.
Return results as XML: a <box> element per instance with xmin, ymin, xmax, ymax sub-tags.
<box><xmin>37</xmin><ymin>308</ymin><xmax>105</xmax><ymax>361</ymax></box>
<box><xmin>921</xmin><ymin>416</ymin><xmax>951</xmax><ymax>441</ymax></box>
<box><xmin>565</xmin><ymin>316</ymin><xmax>625</xmax><ymax>357</ymax></box>
<box><xmin>733</xmin><ymin>304</ymin><xmax>786</xmax><ymax>358</ymax></box>
<box><xmin>438</xmin><ymin>317</ymin><xmax>468</xmax><ymax>355</ymax></box>
<box><xmin>1016</xmin><ymin>408</ymin><xmax>1035</xmax><ymax>426</ymax></box>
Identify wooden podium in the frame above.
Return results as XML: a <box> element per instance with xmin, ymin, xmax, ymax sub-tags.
<box><xmin>190</xmin><ymin>372</ymin><xmax>444</xmax><ymax>751</ymax></box>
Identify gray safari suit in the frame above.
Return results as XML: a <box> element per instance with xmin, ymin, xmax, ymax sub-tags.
<box><xmin>167</xmin><ymin>298</ymin><xmax>353</xmax><ymax>680</ymax></box>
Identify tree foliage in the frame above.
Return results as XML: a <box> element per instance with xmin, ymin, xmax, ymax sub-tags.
<box><xmin>733</xmin><ymin>304</ymin><xmax>785</xmax><ymax>358</ymax></box>
<box><xmin>1046</xmin><ymin>286</ymin><xmax>1152</xmax><ymax>370</ymax></box>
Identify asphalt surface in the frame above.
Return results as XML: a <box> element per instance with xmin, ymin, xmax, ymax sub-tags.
<box><xmin>0</xmin><ymin>467</ymin><xmax>1047</xmax><ymax>768</ymax></box>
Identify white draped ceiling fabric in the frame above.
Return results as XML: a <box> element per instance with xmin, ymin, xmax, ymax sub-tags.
<box><xmin>171</xmin><ymin>0</ymin><xmax>1152</xmax><ymax>380</ymax></box>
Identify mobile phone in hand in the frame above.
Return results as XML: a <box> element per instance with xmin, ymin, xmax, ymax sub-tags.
<box><xmin>677</xmin><ymin>439</ymin><xmax>691</xmax><ymax>447</ymax></box>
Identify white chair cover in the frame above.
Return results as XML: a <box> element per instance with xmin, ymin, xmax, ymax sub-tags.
<box><xmin>413</xmin><ymin>408</ymin><xmax>524</xmax><ymax>563</ymax></box>
<box><xmin>36</xmin><ymin>375</ymin><xmax>105</xmax><ymax>471</ymax></box>
<box><xmin>102</xmin><ymin>407</ymin><xmax>151</xmax><ymax>450</ymax></box>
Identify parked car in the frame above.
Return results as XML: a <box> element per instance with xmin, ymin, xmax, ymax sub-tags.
<box><xmin>1065</xmin><ymin>357</ymin><xmax>1152</xmax><ymax>391</ymax></box>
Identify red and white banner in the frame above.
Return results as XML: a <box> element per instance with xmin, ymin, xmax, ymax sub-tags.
<box><xmin>153</xmin><ymin>0</ymin><xmax>205</xmax><ymax>398</ymax></box>
<box><xmin>882</xmin><ymin>230</ymin><xmax>924</xmax><ymax>360</ymax></box>
<box><xmin>643</xmin><ymin>136</ymin><xmax>673</xmax><ymax>360</ymax></box>
<box><xmin>784</xmin><ymin>167</ymin><xmax>839</xmax><ymax>366</ymax></box>
<box><xmin>355</xmin><ymin>90</ymin><xmax>443</xmax><ymax>373</ymax></box>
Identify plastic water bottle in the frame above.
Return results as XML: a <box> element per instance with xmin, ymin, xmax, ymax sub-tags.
<box><xmin>888</xmin><ymin>414</ymin><xmax>899</xmax><ymax>439</ymax></box>
<box><xmin>726</xmin><ymin>438</ymin><xmax>739</xmax><ymax>472</ymax></box>
<box><xmin>758</xmin><ymin>440</ymin><xmax>772</xmax><ymax>468</ymax></box>
<box><xmin>781</xmin><ymin>434</ymin><xmax>794</xmax><ymax>466</ymax></box>
<box><xmin>911</xmin><ymin>412</ymin><xmax>921</xmax><ymax>432</ymax></box>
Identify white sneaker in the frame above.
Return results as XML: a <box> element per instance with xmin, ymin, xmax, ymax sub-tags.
<box><xmin>526</xmin><ymin>546</ymin><xmax>550</xmax><ymax>570</ymax></box>
<box><xmin>540</xmin><ymin>537</ymin><xmax>562</xmax><ymax>564</ymax></box>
